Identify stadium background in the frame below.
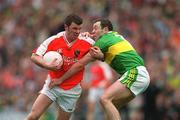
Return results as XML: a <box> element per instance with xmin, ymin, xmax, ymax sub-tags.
<box><xmin>0</xmin><ymin>0</ymin><xmax>179</xmax><ymax>120</ymax></box>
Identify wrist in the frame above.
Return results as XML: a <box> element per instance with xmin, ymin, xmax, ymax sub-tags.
<box><xmin>95</xmin><ymin>53</ymin><xmax>104</xmax><ymax>61</ymax></box>
<box><xmin>55</xmin><ymin>79</ymin><xmax>62</xmax><ymax>84</ymax></box>
<box><xmin>43</xmin><ymin>63</ymin><xmax>50</xmax><ymax>69</ymax></box>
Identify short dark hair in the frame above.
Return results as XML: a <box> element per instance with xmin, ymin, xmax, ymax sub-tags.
<box><xmin>64</xmin><ymin>14</ymin><xmax>83</xmax><ymax>26</ymax></box>
<box><xmin>94</xmin><ymin>18</ymin><xmax>113</xmax><ymax>31</ymax></box>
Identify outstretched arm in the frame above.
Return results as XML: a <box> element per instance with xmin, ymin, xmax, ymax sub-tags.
<box><xmin>49</xmin><ymin>52</ymin><xmax>96</xmax><ymax>88</ymax></box>
<box><xmin>49</xmin><ymin>46</ymin><xmax>104</xmax><ymax>88</ymax></box>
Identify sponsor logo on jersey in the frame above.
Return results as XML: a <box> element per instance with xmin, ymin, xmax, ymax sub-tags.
<box><xmin>74</xmin><ymin>49</ymin><xmax>80</xmax><ymax>57</ymax></box>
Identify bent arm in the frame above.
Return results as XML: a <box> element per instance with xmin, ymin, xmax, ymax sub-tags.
<box><xmin>31</xmin><ymin>53</ymin><xmax>59</xmax><ymax>71</ymax></box>
<box><xmin>31</xmin><ymin>53</ymin><xmax>47</xmax><ymax>68</ymax></box>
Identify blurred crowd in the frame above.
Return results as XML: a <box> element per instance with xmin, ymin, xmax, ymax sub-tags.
<box><xmin>0</xmin><ymin>0</ymin><xmax>179</xmax><ymax>120</ymax></box>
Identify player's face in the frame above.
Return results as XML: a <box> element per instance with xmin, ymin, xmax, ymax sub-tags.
<box><xmin>66</xmin><ymin>22</ymin><xmax>82</xmax><ymax>41</ymax></box>
<box><xmin>91</xmin><ymin>21</ymin><xmax>104</xmax><ymax>40</ymax></box>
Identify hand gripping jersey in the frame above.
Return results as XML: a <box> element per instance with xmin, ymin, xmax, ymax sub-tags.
<box><xmin>94</xmin><ymin>31</ymin><xmax>144</xmax><ymax>75</ymax></box>
<box><xmin>33</xmin><ymin>32</ymin><xmax>95</xmax><ymax>90</ymax></box>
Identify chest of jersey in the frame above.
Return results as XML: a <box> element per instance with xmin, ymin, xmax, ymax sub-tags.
<box><xmin>46</xmin><ymin>37</ymin><xmax>91</xmax><ymax>70</ymax></box>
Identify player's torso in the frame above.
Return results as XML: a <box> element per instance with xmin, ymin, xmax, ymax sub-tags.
<box><xmin>47</xmin><ymin>35</ymin><xmax>93</xmax><ymax>76</ymax></box>
<box><xmin>36</xmin><ymin>32</ymin><xmax>94</xmax><ymax>89</ymax></box>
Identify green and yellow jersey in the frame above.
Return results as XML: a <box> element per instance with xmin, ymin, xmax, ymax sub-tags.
<box><xmin>94</xmin><ymin>31</ymin><xmax>144</xmax><ymax>75</ymax></box>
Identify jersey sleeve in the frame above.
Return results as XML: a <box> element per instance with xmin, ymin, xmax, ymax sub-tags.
<box><xmin>33</xmin><ymin>35</ymin><xmax>57</xmax><ymax>56</ymax></box>
<box><xmin>33</xmin><ymin>31</ymin><xmax>65</xmax><ymax>56</ymax></box>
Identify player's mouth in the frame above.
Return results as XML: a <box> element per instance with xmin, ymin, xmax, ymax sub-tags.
<box><xmin>72</xmin><ymin>34</ymin><xmax>79</xmax><ymax>39</ymax></box>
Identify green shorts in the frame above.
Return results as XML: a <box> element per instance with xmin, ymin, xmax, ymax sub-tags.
<box><xmin>118</xmin><ymin>66</ymin><xmax>150</xmax><ymax>96</ymax></box>
<box><xmin>40</xmin><ymin>76</ymin><xmax>82</xmax><ymax>112</ymax></box>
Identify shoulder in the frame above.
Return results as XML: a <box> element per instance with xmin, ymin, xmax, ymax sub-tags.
<box><xmin>56</xmin><ymin>31</ymin><xmax>65</xmax><ymax>38</ymax></box>
<box><xmin>42</xmin><ymin>31</ymin><xmax>65</xmax><ymax>45</ymax></box>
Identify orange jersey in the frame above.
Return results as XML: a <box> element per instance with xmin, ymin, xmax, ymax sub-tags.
<box><xmin>33</xmin><ymin>32</ymin><xmax>94</xmax><ymax>90</ymax></box>
<box><xmin>90</xmin><ymin>62</ymin><xmax>113</xmax><ymax>88</ymax></box>
<box><xmin>90</xmin><ymin>65</ymin><xmax>105</xmax><ymax>87</ymax></box>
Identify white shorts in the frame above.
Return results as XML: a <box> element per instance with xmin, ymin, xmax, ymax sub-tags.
<box><xmin>40</xmin><ymin>76</ymin><xmax>82</xmax><ymax>112</ymax></box>
<box><xmin>118</xmin><ymin>66</ymin><xmax>150</xmax><ymax>96</ymax></box>
<box><xmin>88</xmin><ymin>88</ymin><xmax>104</xmax><ymax>102</ymax></box>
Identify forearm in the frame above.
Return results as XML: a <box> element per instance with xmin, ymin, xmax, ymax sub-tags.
<box><xmin>94</xmin><ymin>52</ymin><xmax>104</xmax><ymax>61</ymax></box>
<box><xmin>58</xmin><ymin>62</ymin><xmax>85</xmax><ymax>82</ymax></box>
<box><xmin>55</xmin><ymin>53</ymin><xmax>95</xmax><ymax>84</ymax></box>
<box><xmin>31</xmin><ymin>53</ymin><xmax>47</xmax><ymax>69</ymax></box>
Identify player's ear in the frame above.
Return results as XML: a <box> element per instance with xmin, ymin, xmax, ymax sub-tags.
<box><xmin>64</xmin><ymin>24</ymin><xmax>68</xmax><ymax>30</ymax></box>
<box><xmin>103</xmin><ymin>27</ymin><xmax>109</xmax><ymax>33</ymax></box>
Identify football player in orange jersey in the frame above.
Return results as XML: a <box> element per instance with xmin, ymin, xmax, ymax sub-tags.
<box><xmin>25</xmin><ymin>14</ymin><xmax>94</xmax><ymax>120</ymax></box>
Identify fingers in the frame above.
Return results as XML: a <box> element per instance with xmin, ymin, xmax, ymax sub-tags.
<box><xmin>80</xmin><ymin>32</ymin><xmax>95</xmax><ymax>39</ymax></box>
<box><xmin>49</xmin><ymin>80</ymin><xmax>57</xmax><ymax>89</ymax></box>
<box><xmin>46</xmin><ymin>58</ymin><xmax>62</xmax><ymax>71</ymax></box>
<box><xmin>56</xmin><ymin>61</ymin><xmax>63</xmax><ymax>69</ymax></box>
<box><xmin>49</xmin><ymin>79</ymin><xmax>63</xmax><ymax>89</ymax></box>
<box><xmin>89</xmin><ymin>46</ymin><xmax>104</xmax><ymax>60</ymax></box>
<box><xmin>80</xmin><ymin>32</ymin><xmax>91</xmax><ymax>37</ymax></box>
<box><xmin>92</xmin><ymin>46</ymin><xmax>99</xmax><ymax>50</ymax></box>
<box><xmin>50</xmin><ymin>58</ymin><xmax>58</xmax><ymax>65</ymax></box>
<box><xmin>91</xmin><ymin>46</ymin><xmax>100</xmax><ymax>51</ymax></box>
<box><xmin>89</xmin><ymin>33</ymin><xmax>96</xmax><ymax>39</ymax></box>
<box><xmin>90</xmin><ymin>47</ymin><xmax>100</xmax><ymax>55</ymax></box>
<box><xmin>48</xmin><ymin>81</ymin><xmax>53</xmax><ymax>89</ymax></box>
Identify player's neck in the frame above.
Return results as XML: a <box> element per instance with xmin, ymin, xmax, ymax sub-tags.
<box><xmin>65</xmin><ymin>33</ymin><xmax>74</xmax><ymax>43</ymax></box>
<box><xmin>67</xmin><ymin>37</ymin><xmax>73</xmax><ymax>43</ymax></box>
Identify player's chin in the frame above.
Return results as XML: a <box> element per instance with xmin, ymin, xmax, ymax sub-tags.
<box><xmin>73</xmin><ymin>35</ymin><xmax>78</xmax><ymax>40</ymax></box>
<box><xmin>94</xmin><ymin>37</ymin><xmax>99</xmax><ymax>41</ymax></box>
<box><xmin>90</xmin><ymin>34</ymin><xmax>96</xmax><ymax>39</ymax></box>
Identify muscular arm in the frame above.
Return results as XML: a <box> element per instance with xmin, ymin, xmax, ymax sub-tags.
<box><xmin>31</xmin><ymin>53</ymin><xmax>47</xmax><ymax>68</ymax></box>
<box><xmin>31</xmin><ymin>53</ymin><xmax>60</xmax><ymax>71</ymax></box>
<box><xmin>49</xmin><ymin>52</ymin><xmax>96</xmax><ymax>87</ymax></box>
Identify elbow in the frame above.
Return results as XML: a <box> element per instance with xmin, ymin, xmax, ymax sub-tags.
<box><xmin>30</xmin><ymin>54</ymin><xmax>34</xmax><ymax>61</ymax></box>
<box><xmin>76</xmin><ymin>62</ymin><xmax>86</xmax><ymax>71</ymax></box>
<box><xmin>31</xmin><ymin>54</ymin><xmax>35</xmax><ymax>61</ymax></box>
<box><xmin>31</xmin><ymin>53</ymin><xmax>38</xmax><ymax>62</ymax></box>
